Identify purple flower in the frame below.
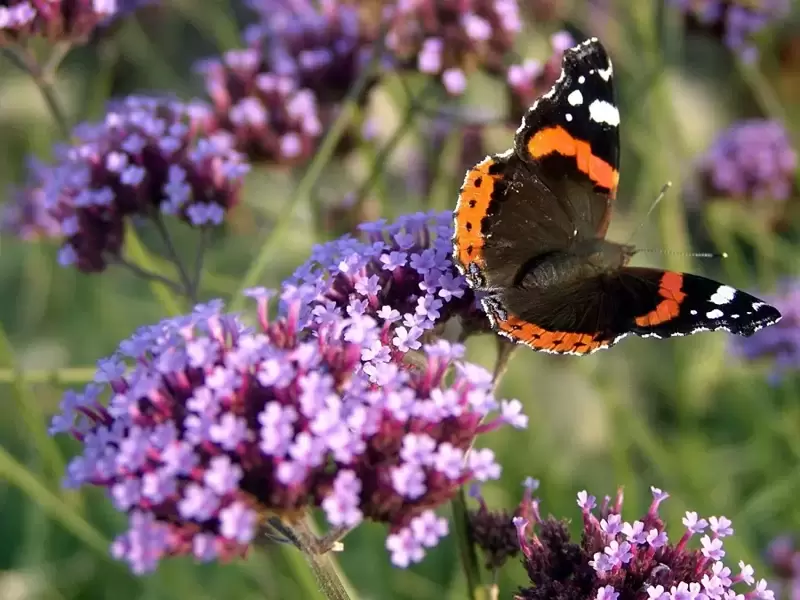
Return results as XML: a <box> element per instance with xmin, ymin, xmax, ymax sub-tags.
<box><xmin>196</xmin><ymin>48</ymin><xmax>323</xmax><ymax>166</ymax></box>
<box><xmin>384</xmin><ymin>0</ymin><xmax>522</xmax><ymax>95</ymax></box>
<box><xmin>0</xmin><ymin>0</ymin><xmax>142</xmax><ymax>45</ymax></box>
<box><xmin>243</xmin><ymin>0</ymin><xmax>379</xmax><ymax>105</ymax></box>
<box><xmin>4</xmin><ymin>96</ymin><xmax>249</xmax><ymax>273</ymax></box>
<box><xmin>513</xmin><ymin>484</ymin><xmax>774</xmax><ymax>600</ymax></box>
<box><xmin>730</xmin><ymin>280</ymin><xmax>800</xmax><ymax>380</ymax></box>
<box><xmin>284</xmin><ymin>211</ymin><xmax>485</xmax><ymax>376</ymax></box>
<box><xmin>50</xmin><ymin>289</ymin><xmax>526</xmax><ymax>572</ymax></box>
<box><xmin>466</xmin><ymin>477</ymin><xmax>539</xmax><ymax>571</ymax></box>
<box><xmin>666</xmin><ymin>0</ymin><xmax>790</xmax><ymax>59</ymax></box>
<box><xmin>699</xmin><ymin>119</ymin><xmax>797</xmax><ymax>203</ymax></box>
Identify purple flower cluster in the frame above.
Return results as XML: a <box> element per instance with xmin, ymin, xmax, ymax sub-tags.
<box><xmin>765</xmin><ymin>535</ymin><xmax>800</xmax><ymax>599</ymax></box>
<box><xmin>731</xmin><ymin>281</ymin><xmax>800</xmax><ymax>380</ymax></box>
<box><xmin>513</xmin><ymin>485</ymin><xmax>774</xmax><ymax>600</ymax></box>
<box><xmin>284</xmin><ymin>211</ymin><xmax>485</xmax><ymax>373</ymax></box>
<box><xmin>384</xmin><ymin>0</ymin><xmax>522</xmax><ymax>95</ymax></box>
<box><xmin>667</xmin><ymin>0</ymin><xmax>790</xmax><ymax>60</ymax></box>
<box><xmin>2</xmin><ymin>96</ymin><xmax>249</xmax><ymax>272</ymax></box>
<box><xmin>467</xmin><ymin>477</ymin><xmax>538</xmax><ymax>571</ymax></box>
<box><xmin>49</xmin><ymin>289</ymin><xmax>527</xmax><ymax>573</ymax></box>
<box><xmin>506</xmin><ymin>30</ymin><xmax>575</xmax><ymax>123</ymax></box>
<box><xmin>0</xmin><ymin>0</ymin><xmax>126</xmax><ymax>45</ymax></box>
<box><xmin>197</xmin><ymin>49</ymin><xmax>323</xmax><ymax>165</ymax></box>
<box><xmin>700</xmin><ymin>119</ymin><xmax>797</xmax><ymax>203</ymax></box>
<box><xmin>243</xmin><ymin>0</ymin><xmax>377</xmax><ymax>104</ymax></box>
<box><xmin>198</xmin><ymin>0</ymin><xmax>378</xmax><ymax>164</ymax></box>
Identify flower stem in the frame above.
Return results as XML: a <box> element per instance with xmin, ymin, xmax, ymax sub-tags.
<box><xmin>453</xmin><ymin>337</ymin><xmax>515</xmax><ymax>600</ymax></box>
<box><xmin>150</xmin><ymin>213</ymin><xmax>197</xmax><ymax>303</ymax></box>
<box><xmin>110</xmin><ymin>255</ymin><xmax>185</xmax><ymax>295</ymax></box>
<box><xmin>288</xmin><ymin>516</ymin><xmax>354</xmax><ymax>600</ymax></box>
<box><xmin>3</xmin><ymin>43</ymin><xmax>73</xmax><ymax>138</ymax></box>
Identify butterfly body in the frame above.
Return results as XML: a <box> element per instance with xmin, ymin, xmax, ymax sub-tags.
<box><xmin>452</xmin><ymin>37</ymin><xmax>781</xmax><ymax>355</ymax></box>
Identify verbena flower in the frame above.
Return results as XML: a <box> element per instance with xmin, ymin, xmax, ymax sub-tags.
<box><xmin>467</xmin><ymin>477</ymin><xmax>539</xmax><ymax>571</ymax></box>
<box><xmin>384</xmin><ymin>0</ymin><xmax>522</xmax><ymax>95</ymax></box>
<box><xmin>283</xmin><ymin>210</ymin><xmax>486</xmax><ymax>377</ymax></box>
<box><xmin>0</xmin><ymin>0</ymin><xmax>144</xmax><ymax>45</ymax></box>
<box><xmin>666</xmin><ymin>0</ymin><xmax>790</xmax><ymax>61</ymax></box>
<box><xmin>196</xmin><ymin>48</ymin><xmax>323</xmax><ymax>165</ymax></box>
<box><xmin>1</xmin><ymin>158</ymin><xmax>62</xmax><ymax>241</ymax></box>
<box><xmin>49</xmin><ymin>290</ymin><xmax>527</xmax><ymax>573</ymax></box>
<box><xmin>514</xmin><ymin>485</ymin><xmax>774</xmax><ymax>599</ymax></box>
<box><xmin>730</xmin><ymin>281</ymin><xmax>800</xmax><ymax>381</ymax></box>
<box><xmin>243</xmin><ymin>0</ymin><xmax>378</xmax><ymax>105</ymax></box>
<box><xmin>699</xmin><ymin>120</ymin><xmax>797</xmax><ymax>203</ymax></box>
<box><xmin>5</xmin><ymin>96</ymin><xmax>249</xmax><ymax>272</ymax></box>
<box><xmin>765</xmin><ymin>535</ymin><xmax>800</xmax><ymax>599</ymax></box>
<box><xmin>506</xmin><ymin>30</ymin><xmax>574</xmax><ymax>124</ymax></box>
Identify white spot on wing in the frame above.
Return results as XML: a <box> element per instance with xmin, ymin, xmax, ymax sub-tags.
<box><xmin>578</xmin><ymin>75</ymin><xmax>585</xmax><ymax>84</ymax></box>
<box><xmin>690</xmin><ymin>310</ymin><xmax>697</xmax><ymax>315</ymax></box>
<box><xmin>588</xmin><ymin>100</ymin><xmax>619</xmax><ymax>126</ymax></box>
<box><xmin>597</xmin><ymin>61</ymin><xmax>613</xmax><ymax>81</ymax></box>
<box><xmin>565</xmin><ymin>113</ymin><xmax>573</xmax><ymax>122</ymax></box>
<box><xmin>752</xmin><ymin>301</ymin><xmax>765</xmax><ymax>310</ymax></box>
<box><xmin>706</xmin><ymin>309</ymin><xmax>724</xmax><ymax>320</ymax></box>
<box><xmin>567</xmin><ymin>89</ymin><xmax>583</xmax><ymax>106</ymax></box>
<box><xmin>709</xmin><ymin>285</ymin><xmax>736</xmax><ymax>305</ymax></box>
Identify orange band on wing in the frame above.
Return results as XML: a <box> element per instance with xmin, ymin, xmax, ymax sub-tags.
<box><xmin>453</xmin><ymin>156</ymin><xmax>505</xmax><ymax>271</ymax></box>
<box><xmin>634</xmin><ymin>272</ymin><xmax>686</xmax><ymax>327</ymax></box>
<box><xmin>527</xmin><ymin>126</ymin><xmax>619</xmax><ymax>194</ymax></box>
<box><xmin>495</xmin><ymin>313</ymin><xmax>608</xmax><ymax>355</ymax></box>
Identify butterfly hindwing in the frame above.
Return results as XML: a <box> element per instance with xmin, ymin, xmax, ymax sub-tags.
<box><xmin>482</xmin><ymin>267</ymin><xmax>782</xmax><ymax>355</ymax></box>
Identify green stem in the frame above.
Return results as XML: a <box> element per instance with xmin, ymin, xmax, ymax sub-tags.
<box><xmin>3</xmin><ymin>43</ymin><xmax>73</xmax><ymax>138</ymax></box>
<box><xmin>289</xmin><ymin>516</ymin><xmax>355</xmax><ymax>600</ymax></box>
<box><xmin>0</xmin><ymin>367</ymin><xmax>96</xmax><ymax>384</ymax></box>
<box><xmin>150</xmin><ymin>213</ymin><xmax>196</xmax><ymax>302</ymax></box>
<box><xmin>452</xmin><ymin>486</ymin><xmax>484</xmax><ymax>600</ymax></box>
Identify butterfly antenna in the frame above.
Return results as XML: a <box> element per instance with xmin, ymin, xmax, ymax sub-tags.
<box><xmin>636</xmin><ymin>248</ymin><xmax>729</xmax><ymax>260</ymax></box>
<box><xmin>625</xmin><ymin>181</ymin><xmax>672</xmax><ymax>245</ymax></box>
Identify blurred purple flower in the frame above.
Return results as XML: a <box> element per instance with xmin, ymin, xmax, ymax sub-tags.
<box><xmin>765</xmin><ymin>535</ymin><xmax>800</xmax><ymax>599</ymax></box>
<box><xmin>515</xmin><ymin>485</ymin><xmax>774</xmax><ymax>599</ymax></box>
<box><xmin>506</xmin><ymin>30</ymin><xmax>574</xmax><ymax>124</ymax></box>
<box><xmin>2</xmin><ymin>96</ymin><xmax>248</xmax><ymax>272</ymax></box>
<box><xmin>284</xmin><ymin>211</ymin><xmax>486</xmax><ymax>376</ymax></box>
<box><xmin>666</xmin><ymin>0</ymin><xmax>790</xmax><ymax>60</ymax></box>
<box><xmin>0</xmin><ymin>0</ymin><xmax>145</xmax><ymax>45</ymax></box>
<box><xmin>731</xmin><ymin>281</ymin><xmax>799</xmax><ymax>380</ymax></box>
<box><xmin>196</xmin><ymin>48</ymin><xmax>323</xmax><ymax>165</ymax></box>
<box><xmin>384</xmin><ymin>0</ymin><xmax>522</xmax><ymax>95</ymax></box>
<box><xmin>1</xmin><ymin>158</ymin><xmax>62</xmax><ymax>241</ymax></box>
<box><xmin>49</xmin><ymin>289</ymin><xmax>526</xmax><ymax>573</ymax></box>
<box><xmin>699</xmin><ymin>119</ymin><xmax>797</xmax><ymax>203</ymax></box>
<box><xmin>243</xmin><ymin>0</ymin><xmax>379</xmax><ymax>105</ymax></box>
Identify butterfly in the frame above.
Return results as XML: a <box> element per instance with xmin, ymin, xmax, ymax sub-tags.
<box><xmin>452</xmin><ymin>37</ymin><xmax>781</xmax><ymax>355</ymax></box>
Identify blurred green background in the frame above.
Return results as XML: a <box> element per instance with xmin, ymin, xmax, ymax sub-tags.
<box><xmin>0</xmin><ymin>1</ymin><xmax>799</xmax><ymax>598</ymax></box>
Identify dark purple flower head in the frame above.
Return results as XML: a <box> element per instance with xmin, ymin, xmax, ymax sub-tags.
<box><xmin>49</xmin><ymin>289</ymin><xmax>526</xmax><ymax>573</ymax></box>
<box><xmin>196</xmin><ymin>48</ymin><xmax>323</xmax><ymax>165</ymax></box>
<box><xmin>467</xmin><ymin>477</ymin><xmax>539</xmax><ymax>571</ymax></box>
<box><xmin>384</xmin><ymin>0</ymin><xmax>522</xmax><ymax>95</ymax></box>
<box><xmin>699</xmin><ymin>119</ymin><xmax>797</xmax><ymax>203</ymax></box>
<box><xmin>666</xmin><ymin>0</ymin><xmax>790</xmax><ymax>60</ymax></box>
<box><xmin>514</xmin><ymin>485</ymin><xmax>774</xmax><ymax>600</ymax></box>
<box><xmin>243</xmin><ymin>0</ymin><xmax>379</xmax><ymax>105</ymax></box>
<box><xmin>284</xmin><ymin>211</ymin><xmax>487</xmax><ymax>375</ymax></box>
<box><xmin>730</xmin><ymin>281</ymin><xmax>800</xmax><ymax>381</ymax></box>
<box><xmin>5</xmin><ymin>96</ymin><xmax>248</xmax><ymax>272</ymax></box>
<box><xmin>506</xmin><ymin>30</ymin><xmax>574</xmax><ymax>124</ymax></box>
<box><xmin>0</xmin><ymin>0</ymin><xmax>133</xmax><ymax>45</ymax></box>
<box><xmin>764</xmin><ymin>535</ymin><xmax>800</xmax><ymax>599</ymax></box>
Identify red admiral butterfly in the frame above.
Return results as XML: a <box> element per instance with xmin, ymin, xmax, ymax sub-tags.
<box><xmin>452</xmin><ymin>37</ymin><xmax>782</xmax><ymax>355</ymax></box>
